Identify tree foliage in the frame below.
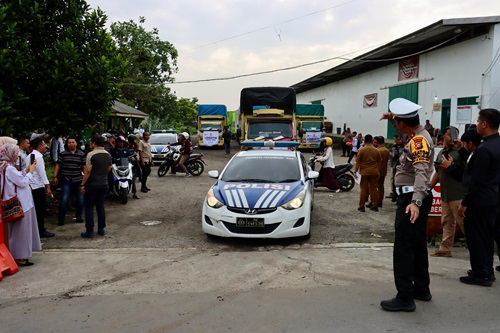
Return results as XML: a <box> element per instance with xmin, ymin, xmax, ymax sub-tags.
<box><xmin>0</xmin><ymin>0</ymin><xmax>125</xmax><ymax>137</ymax></box>
<box><xmin>110</xmin><ymin>18</ymin><xmax>196</xmax><ymax>126</ymax></box>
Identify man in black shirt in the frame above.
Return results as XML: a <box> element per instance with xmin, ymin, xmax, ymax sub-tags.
<box><xmin>222</xmin><ymin>126</ymin><xmax>231</xmax><ymax>155</ymax></box>
<box><xmin>459</xmin><ymin>108</ymin><xmax>500</xmax><ymax>287</ymax></box>
<box><xmin>53</xmin><ymin>136</ymin><xmax>85</xmax><ymax>225</ymax></box>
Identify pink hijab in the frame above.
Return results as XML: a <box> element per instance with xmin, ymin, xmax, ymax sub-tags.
<box><xmin>0</xmin><ymin>136</ymin><xmax>17</xmax><ymax>146</ymax></box>
<box><xmin>0</xmin><ymin>143</ymin><xmax>20</xmax><ymax>173</ymax></box>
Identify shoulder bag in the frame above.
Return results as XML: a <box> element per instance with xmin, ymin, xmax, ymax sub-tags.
<box><xmin>1</xmin><ymin>166</ymin><xmax>24</xmax><ymax>224</ymax></box>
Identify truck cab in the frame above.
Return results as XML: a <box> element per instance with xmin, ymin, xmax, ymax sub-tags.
<box><xmin>296</xmin><ymin>104</ymin><xmax>325</xmax><ymax>150</ymax></box>
<box><xmin>197</xmin><ymin>104</ymin><xmax>227</xmax><ymax>147</ymax></box>
<box><xmin>238</xmin><ymin>87</ymin><xmax>296</xmax><ymax>148</ymax></box>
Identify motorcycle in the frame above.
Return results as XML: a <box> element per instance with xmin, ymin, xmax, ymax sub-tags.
<box><xmin>308</xmin><ymin>153</ymin><xmax>355</xmax><ymax>191</ymax></box>
<box><xmin>110</xmin><ymin>157</ymin><xmax>134</xmax><ymax>204</ymax></box>
<box><xmin>157</xmin><ymin>146</ymin><xmax>206</xmax><ymax>177</ymax></box>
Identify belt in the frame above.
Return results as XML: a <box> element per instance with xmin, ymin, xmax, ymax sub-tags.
<box><xmin>395</xmin><ymin>186</ymin><xmax>431</xmax><ymax>195</ymax></box>
<box><xmin>396</xmin><ymin>186</ymin><xmax>414</xmax><ymax>195</ymax></box>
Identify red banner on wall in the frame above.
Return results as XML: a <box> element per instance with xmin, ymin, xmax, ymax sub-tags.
<box><xmin>398</xmin><ymin>56</ymin><xmax>419</xmax><ymax>81</ymax></box>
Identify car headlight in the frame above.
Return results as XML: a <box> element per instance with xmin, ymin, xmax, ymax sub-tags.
<box><xmin>281</xmin><ymin>189</ymin><xmax>306</xmax><ymax>210</ymax></box>
<box><xmin>207</xmin><ymin>188</ymin><xmax>224</xmax><ymax>208</ymax></box>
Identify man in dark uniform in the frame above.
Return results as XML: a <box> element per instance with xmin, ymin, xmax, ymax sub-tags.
<box><xmin>458</xmin><ymin>108</ymin><xmax>500</xmax><ymax>286</ymax></box>
<box><xmin>379</xmin><ymin>98</ymin><xmax>435</xmax><ymax>312</ymax></box>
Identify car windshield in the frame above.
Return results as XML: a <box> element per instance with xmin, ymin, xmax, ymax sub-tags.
<box><xmin>221</xmin><ymin>155</ymin><xmax>301</xmax><ymax>183</ymax></box>
<box><xmin>247</xmin><ymin>122</ymin><xmax>292</xmax><ymax>139</ymax></box>
<box><xmin>150</xmin><ymin>134</ymin><xmax>177</xmax><ymax>145</ymax></box>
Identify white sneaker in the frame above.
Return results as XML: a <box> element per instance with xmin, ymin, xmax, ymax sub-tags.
<box><xmin>185</xmin><ymin>173</ymin><xmax>192</xmax><ymax>177</ymax></box>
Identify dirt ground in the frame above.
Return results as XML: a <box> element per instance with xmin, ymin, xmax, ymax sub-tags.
<box><xmin>41</xmin><ymin>139</ymin><xmax>397</xmax><ymax>251</ymax></box>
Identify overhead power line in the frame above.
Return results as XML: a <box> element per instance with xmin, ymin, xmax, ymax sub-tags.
<box><xmin>169</xmin><ymin>32</ymin><xmax>464</xmax><ymax>85</ymax></box>
<box><xmin>197</xmin><ymin>0</ymin><xmax>359</xmax><ymax>48</ymax></box>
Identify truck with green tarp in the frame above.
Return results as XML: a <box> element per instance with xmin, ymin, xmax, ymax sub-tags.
<box><xmin>296</xmin><ymin>104</ymin><xmax>325</xmax><ymax>150</ymax></box>
<box><xmin>197</xmin><ymin>104</ymin><xmax>227</xmax><ymax>147</ymax></box>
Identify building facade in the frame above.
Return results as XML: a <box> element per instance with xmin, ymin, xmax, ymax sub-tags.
<box><xmin>292</xmin><ymin>16</ymin><xmax>500</xmax><ymax>138</ymax></box>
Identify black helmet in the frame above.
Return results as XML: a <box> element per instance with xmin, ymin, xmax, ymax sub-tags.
<box><xmin>128</xmin><ymin>134</ymin><xmax>137</xmax><ymax>142</ymax></box>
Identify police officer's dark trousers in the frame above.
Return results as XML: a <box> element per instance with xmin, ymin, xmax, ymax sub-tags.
<box><xmin>393</xmin><ymin>190</ymin><xmax>433</xmax><ymax>301</ymax></box>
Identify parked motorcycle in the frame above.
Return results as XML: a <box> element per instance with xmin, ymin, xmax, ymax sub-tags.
<box><xmin>308</xmin><ymin>153</ymin><xmax>355</xmax><ymax>191</ymax></box>
<box><xmin>110</xmin><ymin>157</ymin><xmax>134</xmax><ymax>204</ymax></box>
<box><xmin>157</xmin><ymin>146</ymin><xmax>206</xmax><ymax>177</ymax></box>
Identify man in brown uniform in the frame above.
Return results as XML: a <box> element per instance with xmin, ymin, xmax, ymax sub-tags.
<box><xmin>354</xmin><ymin>134</ymin><xmax>381</xmax><ymax>212</ymax></box>
<box><xmin>379</xmin><ymin>98</ymin><xmax>435</xmax><ymax>312</ymax></box>
<box><xmin>373</xmin><ymin>136</ymin><xmax>390</xmax><ymax>208</ymax></box>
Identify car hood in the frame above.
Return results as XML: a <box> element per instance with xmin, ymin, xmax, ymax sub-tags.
<box><xmin>151</xmin><ymin>144</ymin><xmax>169</xmax><ymax>153</ymax></box>
<box><xmin>212</xmin><ymin>180</ymin><xmax>303</xmax><ymax>208</ymax></box>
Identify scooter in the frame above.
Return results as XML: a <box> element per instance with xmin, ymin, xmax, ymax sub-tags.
<box><xmin>110</xmin><ymin>157</ymin><xmax>133</xmax><ymax>204</ymax></box>
<box><xmin>308</xmin><ymin>153</ymin><xmax>355</xmax><ymax>191</ymax></box>
<box><xmin>157</xmin><ymin>146</ymin><xmax>206</xmax><ymax>177</ymax></box>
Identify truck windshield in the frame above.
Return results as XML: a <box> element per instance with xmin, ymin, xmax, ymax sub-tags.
<box><xmin>200</xmin><ymin>123</ymin><xmax>222</xmax><ymax>131</ymax></box>
<box><xmin>302</xmin><ymin>121</ymin><xmax>322</xmax><ymax>131</ymax></box>
<box><xmin>247</xmin><ymin>122</ymin><xmax>292</xmax><ymax>139</ymax></box>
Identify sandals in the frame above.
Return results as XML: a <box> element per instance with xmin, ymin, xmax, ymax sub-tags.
<box><xmin>16</xmin><ymin>259</ymin><xmax>35</xmax><ymax>267</ymax></box>
<box><xmin>430</xmin><ymin>250</ymin><xmax>452</xmax><ymax>257</ymax></box>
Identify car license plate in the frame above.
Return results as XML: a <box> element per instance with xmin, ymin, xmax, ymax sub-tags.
<box><xmin>154</xmin><ymin>154</ymin><xmax>163</xmax><ymax>158</ymax></box>
<box><xmin>236</xmin><ymin>218</ymin><xmax>264</xmax><ymax>227</ymax></box>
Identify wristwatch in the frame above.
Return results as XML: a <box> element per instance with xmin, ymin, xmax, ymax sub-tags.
<box><xmin>411</xmin><ymin>199</ymin><xmax>422</xmax><ymax>207</ymax></box>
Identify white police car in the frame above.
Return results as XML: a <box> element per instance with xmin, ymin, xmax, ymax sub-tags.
<box><xmin>202</xmin><ymin>141</ymin><xmax>318</xmax><ymax>239</ymax></box>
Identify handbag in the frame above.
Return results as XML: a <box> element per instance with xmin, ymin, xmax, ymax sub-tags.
<box><xmin>1</xmin><ymin>166</ymin><xmax>24</xmax><ymax>224</ymax></box>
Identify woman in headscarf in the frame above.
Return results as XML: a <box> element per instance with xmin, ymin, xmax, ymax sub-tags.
<box><xmin>0</xmin><ymin>143</ymin><xmax>41</xmax><ymax>266</ymax></box>
<box><xmin>315</xmin><ymin>137</ymin><xmax>341</xmax><ymax>192</ymax></box>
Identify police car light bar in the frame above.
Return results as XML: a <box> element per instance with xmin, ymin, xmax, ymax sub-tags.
<box><xmin>240</xmin><ymin>140</ymin><xmax>300</xmax><ymax>148</ymax></box>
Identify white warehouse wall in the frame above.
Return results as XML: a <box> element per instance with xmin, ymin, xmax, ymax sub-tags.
<box><xmin>296</xmin><ymin>24</ymin><xmax>499</xmax><ymax>137</ymax></box>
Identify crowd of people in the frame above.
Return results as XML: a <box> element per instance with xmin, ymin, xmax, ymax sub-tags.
<box><xmin>0</xmin><ymin>125</ymin><xmax>169</xmax><ymax>264</ymax></box>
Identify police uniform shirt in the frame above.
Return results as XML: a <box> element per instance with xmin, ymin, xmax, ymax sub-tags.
<box><xmin>395</xmin><ymin>125</ymin><xmax>434</xmax><ymax>202</ymax></box>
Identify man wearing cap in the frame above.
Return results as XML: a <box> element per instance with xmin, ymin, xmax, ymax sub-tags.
<box><xmin>379</xmin><ymin>98</ymin><xmax>435</xmax><ymax>312</ymax></box>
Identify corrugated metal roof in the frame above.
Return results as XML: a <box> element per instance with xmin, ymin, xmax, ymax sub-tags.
<box><xmin>291</xmin><ymin>16</ymin><xmax>500</xmax><ymax>94</ymax></box>
<box><xmin>111</xmin><ymin>101</ymin><xmax>148</xmax><ymax>119</ymax></box>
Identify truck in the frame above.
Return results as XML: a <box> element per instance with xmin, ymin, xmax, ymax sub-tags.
<box><xmin>238</xmin><ymin>87</ymin><xmax>296</xmax><ymax>146</ymax></box>
<box><xmin>296</xmin><ymin>104</ymin><xmax>325</xmax><ymax>150</ymax></box>
<box><xmin>197</xmin><ymin>104</ymin><xmax>227</xmax><ymax>147</ymax></box>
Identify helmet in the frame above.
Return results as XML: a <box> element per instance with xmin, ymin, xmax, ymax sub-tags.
<box><xmin>180</xmin><ymin>132</ymin><xmax>189</xmax><ymax>140</ymax></box>
<box><xmin>324</xmin><ymin>137</ymin><xmax>333</xmax><ymax>146</ymax></box>
<box><xmin>128</xmin><ymin>134</ymin><xmax>137</xmax><ymax>142</ymax></box>
<box><xmin>101</xmin><ymin>133</ymin><xmax>108</xmax><ymax>142</ymax></box>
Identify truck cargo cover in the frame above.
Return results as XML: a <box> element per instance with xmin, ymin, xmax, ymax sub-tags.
<box><xmin>198</xmin><ymin>104</ymin><xmax>228</xmax><ymax>116</ymax></box>
<box><xmin>296</xmin><ymin>104</ymin><xmax>324</xmax><ymax>116</ymax></box>
<box><xmin>240</xmin><ymin>87</ymin><xmax>296</xmax><ymax>115</ymax></box>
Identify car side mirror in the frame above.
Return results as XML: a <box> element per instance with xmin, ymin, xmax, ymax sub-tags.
<box><xmin>208</xmin><ymin>170</ymin><xmax>219</xmax><ymax>179</ymax></box>
<box><xmin>307</xmin><ymin>170</ymin><xmax>319</xmax><ymax>180</ymax></box>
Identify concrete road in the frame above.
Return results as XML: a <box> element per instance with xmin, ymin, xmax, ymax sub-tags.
<box><xmin>1</xmin><ymin>244</ymin><xmax>500</xmax><ymax>333</ymax></box>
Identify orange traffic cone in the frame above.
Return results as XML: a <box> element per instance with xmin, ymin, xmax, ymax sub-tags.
<box><xmin>0</xmin><ymin>219</ymin><xmax>19</xmax><ymax>281</ymax></box>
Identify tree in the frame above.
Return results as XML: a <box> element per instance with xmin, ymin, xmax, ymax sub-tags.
<box><xmin>0</xmin><ymin>0</ymin><xmax>125</xmax><ymax>136</ymax></box>
<box><xmin>110</xmin><ymin>17</ymin><xmax>179</xmax><ymax>119</ymax></box>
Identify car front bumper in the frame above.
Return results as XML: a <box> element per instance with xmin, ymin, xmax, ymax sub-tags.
<box><xmin>202</xmin><ymin>198</ymin><xmax>311</xmax><ymax>238</ymax></box>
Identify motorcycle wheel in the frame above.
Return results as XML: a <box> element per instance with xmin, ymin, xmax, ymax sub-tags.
<box><xmin>119</xmin><ymin>187</ymin><xmax>128</xmax><ymax>204</ymax></box>
<box><xmin>157</xmin><ymin>164</ymin><xmax>169</xmax><ymax>177</ymax></box>
<box><xmin>188</xmin><ymin>161</ymin><xmax>204</xmax><ymax>176</ymax></box>
<box><xmin>338</xmin><ymin>174</ymin><xmax>355</xmax><ymax>192</ymax></box>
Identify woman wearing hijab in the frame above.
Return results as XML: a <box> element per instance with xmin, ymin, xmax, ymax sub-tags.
<box><xmin>315</xmin><ymin>137</ymin><xmax>341</xmax><ymax>192</ymax></box>
<box><xmin>0</xmin><ymin>143</ymin><xmax>41</xmax><ymax>266</ymax></box>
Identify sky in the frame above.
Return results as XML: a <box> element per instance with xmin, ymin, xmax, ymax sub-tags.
<box><xmin>85</xmin><ymin>0</ymin><xmax>500</xmax><ymax>110</ymax></box>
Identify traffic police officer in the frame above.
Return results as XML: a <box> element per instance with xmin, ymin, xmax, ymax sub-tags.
<box><xmin>379</xmin><ymin>98</ymin><xmax>435</xmax><ymax>312</ymax></box>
